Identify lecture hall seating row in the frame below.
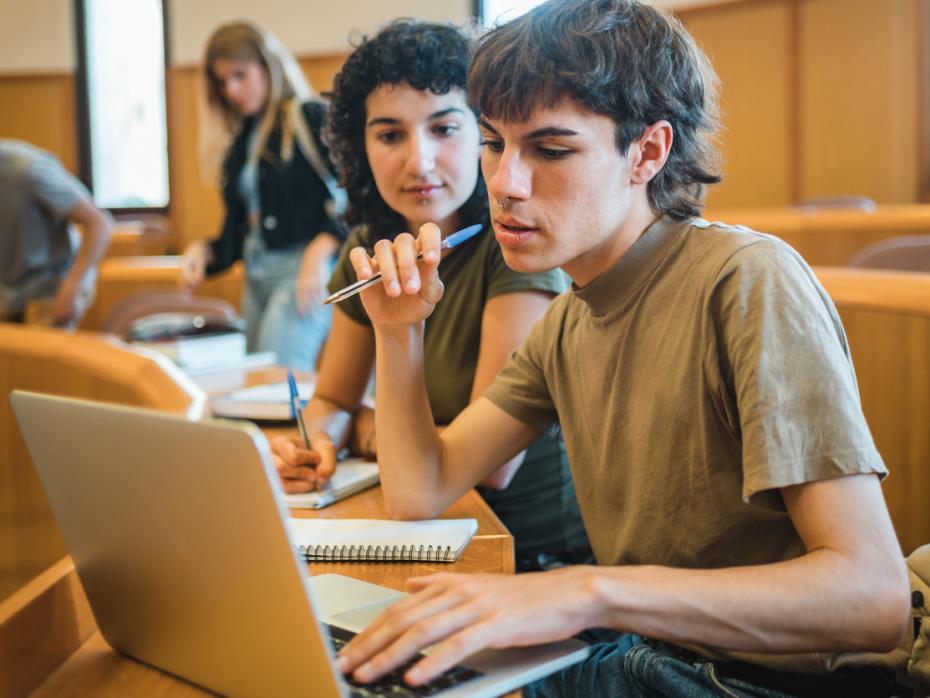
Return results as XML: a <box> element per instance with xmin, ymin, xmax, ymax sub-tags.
<box><xmin>705</xmin><ymin>204</ymin><xmax>930</xmax><ymax>267</ymax></box>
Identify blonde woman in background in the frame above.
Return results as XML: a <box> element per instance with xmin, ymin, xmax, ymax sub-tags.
<box><xmin>180</xmin><ymin>21</ymin><xmax>346</xmax><ymax>370</ymax></box>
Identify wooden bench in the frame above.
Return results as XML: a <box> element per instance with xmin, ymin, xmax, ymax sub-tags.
<box><xmin>706</xmin><ymin>205</ymin><xmax>930</xmax><ymax>266</ymax></box>
<box><xmin>814</xmin><ymin>267</ymin><xmax>930</xmax><ymax>553</ymax></box>
<box><xmin>81</xmin><ymin>257</ymin><xmax>244</xmax><ymax>331</ymax></box>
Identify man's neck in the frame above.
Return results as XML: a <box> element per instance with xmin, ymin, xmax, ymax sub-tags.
<box><xmin>564</xmin><ymin>202</ymin><xmax>662</xmax><ymax>288</ymax></box>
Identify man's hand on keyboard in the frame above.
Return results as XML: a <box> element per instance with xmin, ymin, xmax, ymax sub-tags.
<box><xmin>336</xmin><ymin>568</ymin><xmax>597</xmax><ymax>686</ymax></box>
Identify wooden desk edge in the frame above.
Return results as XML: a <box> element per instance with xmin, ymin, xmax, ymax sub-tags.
<box><xmin>0</xmin><ymin>556</ymin><xmax>95</xmax><ymax>698</ymax></box>
<box><xmin>815</xmin><ymin>266</ymin><xmax>930</xmax><ymax>316</ymax></box>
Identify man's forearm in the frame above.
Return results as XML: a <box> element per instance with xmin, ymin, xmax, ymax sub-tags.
<box><xmin>65</xmin><ymin>213</ymin><xmax>112</xmax><ymax>289</ymax></box>
<box><xmin>373</xmin><ymin>323</ymin><xmax>448</xmax><ymax>518</ymax></box>
<box><xmin>579</xmin><ymin>546</ymin><xmax>907</xmax><ymax>655</ymax></box>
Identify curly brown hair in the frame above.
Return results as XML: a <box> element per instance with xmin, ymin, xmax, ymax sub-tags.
<box><xmin>322</xmin><ymin>19</ymin><xmax>488</xmax><ymax>242</ymax></box>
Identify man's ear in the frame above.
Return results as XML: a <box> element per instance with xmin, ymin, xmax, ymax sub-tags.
<box><xmin>630</xmin><ymin>120</ymin><xmax>673</xmax><ymax>185</ymax></box>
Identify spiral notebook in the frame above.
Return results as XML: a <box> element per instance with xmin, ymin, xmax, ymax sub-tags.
<box><xmin>285</xmin><ymin>517</ymin><xmax>478</xmax><ymax>562</ymax></box>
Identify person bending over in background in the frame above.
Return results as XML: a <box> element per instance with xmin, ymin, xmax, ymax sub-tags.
<box><xmin>180</xmin><ymin>21</ymin><xmax>346</xmax><ymax>370</ymax></box>
<box><xmin>0</xmin><ymin>139</ymin><xmax>112</xmax><ymax>328</ymax></box>
<box><xmin>271</xmin><ymin>19</ymin><xmax>590</xmax><ymax>572</ymax></box>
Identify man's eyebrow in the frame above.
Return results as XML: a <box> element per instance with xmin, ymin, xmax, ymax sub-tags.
<box><xmin>367</xmin><ymin>107</ymin><xmax>465</xmax><ymax>128</ymax></box>
<box><xmin>525</xmin><ymin>126</ymin><xmax>579</xmax><ymax>139</ymax></box>
<box><xmin>477</xmin><ymin>119</ymin><xmax>579</xmax><ymax>140</ymax></box>
<box><xmin>477</xmin><ymin>118</ymin><xmax>500</xmax><ymax>134</ymax></box>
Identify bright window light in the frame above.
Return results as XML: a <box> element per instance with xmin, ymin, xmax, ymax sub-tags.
<box><xmin>83</xmin><ymin>0</ymin><xmax>169</xmax><ymax>209</ymax></box>
<box><xmin>481</xmin><ymin>0</ymin><xmax>547</xmax><ymax>25</ymax></box>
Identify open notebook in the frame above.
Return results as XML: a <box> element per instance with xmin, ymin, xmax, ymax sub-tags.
<box><xmin>211</xmin><ymin>380</ymin><xmax>315</xmax><ymax>421</ymax></box>
<box><xmin>282</xmin><ymin>458</ymin><xmax>379</xmax><ymax>509</ymax></box>
<box><xmin>285</xmin><ymin>518</ymin><xmax>478</xmax><ymax>562</ymax></box>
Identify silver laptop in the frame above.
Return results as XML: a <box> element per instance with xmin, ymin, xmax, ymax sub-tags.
<box><xmin>11</xmin><ymin>391</ymin><xmax>588</xmax><ymax>698</ymax></box>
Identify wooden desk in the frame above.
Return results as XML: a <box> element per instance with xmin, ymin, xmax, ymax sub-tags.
<box><xmin>1</xmin><ymin>361</ymin><xmax>514</xmax><ymax>696</ymax></box>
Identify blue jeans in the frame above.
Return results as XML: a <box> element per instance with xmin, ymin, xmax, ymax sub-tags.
<box><xmin>525</xmin><ymin>634</ymin><xmax>828</xmax><ymax>698</ymax></box>
<box><xmin>241</xmin><ymin>232</ymin><xmax>332</xmax><ymax>371</ymax></box>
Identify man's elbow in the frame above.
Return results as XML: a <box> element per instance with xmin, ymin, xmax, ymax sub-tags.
<box><xmin>848</xmin><ymin>566</ymin><xmax>911</xmax><ymax>652</ymax></box>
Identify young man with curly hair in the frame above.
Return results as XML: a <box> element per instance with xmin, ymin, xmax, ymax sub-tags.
<box><xmin>334</xmin><ymin>1</ymin><xmax>910</xmax><ymax>696</ymax></box>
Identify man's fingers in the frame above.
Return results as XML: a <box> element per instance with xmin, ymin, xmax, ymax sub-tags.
<box><xmin>338</xmin><ymin>579</ymin><xmax>453</xmax><ymax>671</ymax></box>
<box><xmin>341</xmin><ymin>586</ymin><xmax>478</xmax><ymax>682</ymax></box>
<box><xmin>405</xmin><ymin>622</ymin><xmax>494</xmax><ymax>686</ymax></box>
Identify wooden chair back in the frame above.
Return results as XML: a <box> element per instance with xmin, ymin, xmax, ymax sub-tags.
<box><xmin>0</xmin><ymin>325</ymin><xmax>204</xmax><ymax>601</ymax></box>
<box><xmin>815</xmin><ymin>267</ymin><xmax>930</xmax><ymax>554</ymax></box>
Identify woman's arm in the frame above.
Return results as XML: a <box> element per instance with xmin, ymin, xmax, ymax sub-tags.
<box><xmin>350</xmin><ymin>290</ymin><xmax>556</xmax><ymax>488</ymax></box>
<box><xmin>272</xmin><ymin>307</ymin><xmax>375</xmax><ymax>492</ymax></box>
<box><xmin>469</xmin><ymin>290</ymin><xmax>555</xmax><ymax>489</ymax></box>
<box><xmin>296</xmin><ymin>232</ymin><xmax>342</xmax><ymax>315</ymax></box>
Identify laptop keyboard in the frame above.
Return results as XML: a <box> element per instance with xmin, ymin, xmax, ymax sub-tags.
<box><xmin>327</xmin><ymin>624</ymin><xmax>484</xmax><ymax>697</ymax></box>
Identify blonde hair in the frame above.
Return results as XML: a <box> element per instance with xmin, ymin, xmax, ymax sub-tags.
<box><xmin>201</xmin><ymin>21</ymin><xmax>314</xmax><ymax>172</ymax></box>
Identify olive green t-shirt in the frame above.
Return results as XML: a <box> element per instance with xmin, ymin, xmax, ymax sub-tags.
<box><xmin>484</xmin><ymin>216</ymin><xmax>885</xmax><ymax>573</ymax></box>
<box><xmin>329</xmin><ymin>224</ymin><xmax>588</xmax><ymax>561</ymax></box>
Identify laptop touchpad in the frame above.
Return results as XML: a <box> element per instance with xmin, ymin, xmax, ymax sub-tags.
<box><xmin>309</xmin><ymin>573</ymin><xmax>404</xmax><ymax>630</ymax></box>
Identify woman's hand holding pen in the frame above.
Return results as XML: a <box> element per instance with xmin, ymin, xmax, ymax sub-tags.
<box><xmin>269</xmin><ymin>432</ymin><xmax>337</xmax><ymax>493</ymax></box>
<box><xmin>348</xmin><ymin>223</ymin><xmax>444</xmax><ymax>327</ymax></box>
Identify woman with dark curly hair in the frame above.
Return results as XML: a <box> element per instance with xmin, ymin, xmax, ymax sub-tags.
<box><xmin>271</xmin><ymin>19</ymin><xmax>589</xmax><ymax>571</ymax></box>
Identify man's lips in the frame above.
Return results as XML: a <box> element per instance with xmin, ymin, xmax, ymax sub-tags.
<box><xmin>494</xmin><ymin>216</ymin><xmax>537</xmax><ymax>232</ymax></box>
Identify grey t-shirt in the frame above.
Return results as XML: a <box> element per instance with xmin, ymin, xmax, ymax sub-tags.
<box><xmin>0</xmin><ymin>140</ymin><xmax>90</xmax><ymax>312</ymax></box>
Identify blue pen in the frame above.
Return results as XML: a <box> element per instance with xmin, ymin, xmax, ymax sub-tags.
<box><xmin>286</xmin><ymin>370</ymin><xmax>311</xmax><ymax>449</ymax></box>
<box><xmin>322</xmin><ymin>223</ymin><xmax>484</xmax><ymax>305</ymax></box>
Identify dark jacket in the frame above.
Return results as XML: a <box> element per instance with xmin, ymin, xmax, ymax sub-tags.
<box><xmin>207</xmin><ymin>100</ymin><xmax>346</xmax><ymax>274</ymax></box>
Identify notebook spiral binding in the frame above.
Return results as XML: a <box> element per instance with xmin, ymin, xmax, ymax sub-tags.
<box><xmin>299</xmin><ymin>544</ymin><xmax>455</xmax><ymax>562</ymax></box>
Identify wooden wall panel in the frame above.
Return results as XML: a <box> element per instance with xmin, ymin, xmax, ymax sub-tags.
<box><xmin>300</xmin><ymin>52</ymin><xmax>346</xmax><ymax>94</ymax></box>
<box><xmin>0</xmin><ymin>74</ymin><xmax>77</xmax><ymax>174</ymax></box>
<box><xmin>2</xmin><ymin>4</ymin><xmax>925</xmax><ymax>213</ymax></box>
<box><xmin>682</xmin><ymin>1</ymin><xmax>795</xmax><ymax>208</ymax></box>
<box><xmin>166</xmin><ymin>67</ymin><xmax>224</xmax><ymax>252</ymax></box>
<box><xmin>798</xmin><ymin>0</ymin><xmax>920</xmax><ymax>203</ymax></box>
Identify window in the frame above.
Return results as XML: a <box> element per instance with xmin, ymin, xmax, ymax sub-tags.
<box><xmin>477</xmin><ymin>0</ymin><xmax>547</xmax><ymax>25</ymax></box>
<box><xmin>75</xmin><ymin>0</ymin><xmax>170</xmax><ymax>210</ymax></box>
